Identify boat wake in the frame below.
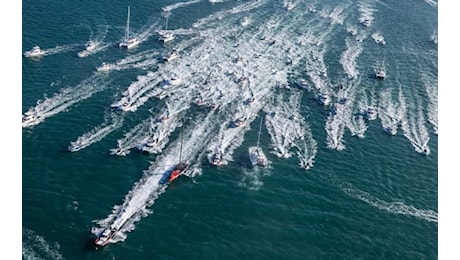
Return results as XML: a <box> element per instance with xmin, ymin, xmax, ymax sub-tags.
<box><xmin>69</xmin><ymin>112</ymin><xmax>124</xmax><ymax>152</ymax></box>
<box><xmin>339</xmin><ymin>182</ymin><xmax>438</xmax><ymax>223</ymax></box>
<box><xmin>22</xmin><ymin>74</ymin><xmax>111</xmax><ymax>128</ymax></box>
<box><xmin>22</xmin><ymin>228</ymin><xmax>64</xmax><ymax>260</ymax></box>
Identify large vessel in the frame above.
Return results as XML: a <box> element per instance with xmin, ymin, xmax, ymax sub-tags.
<box><xmin>24</xmin><ymin>46</ymin><xmax>45</xmax><ymax>58</ymax></box>
<box><xmin>119</xmin><ymin>6</ymin><xmax>140</xmax><ymax>49</ymax></box>
<box><xmin>248</xmin><ymin>117</ymin><xmax>268</xmax><ymax>167</ymax></box>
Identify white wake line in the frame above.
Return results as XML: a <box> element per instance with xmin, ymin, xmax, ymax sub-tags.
<box><xmin>340</xmin><ymin>183</ymin><xmax>437</xmax><ymax>223</ymax></box>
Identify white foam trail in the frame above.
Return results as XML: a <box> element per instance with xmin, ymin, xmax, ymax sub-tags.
<box><xmin>340</xmin><ymin>37</ymin><xmax>363</xmax><ymax>79</ymax></box>
<box><xmin>378</xmin><ymin>87</ymin><xmax>404</xmax><ymax>136</ymax></box>
<box><xmin>422</xmin><ymin>73</ymin><xmax>438</xmax><ymax>135</ymax></box>
<box><xmin>340</xmin><ymin>182</ymin><xmax>438</xmax><ymax>223</ymax></box>
<box><xmin>69</xmin><ymin>113</ymin><xmax>124</xmax><ymax>152</ymax></box>
<box><xmin>22</xmin><ymin>228</ymin><xmax>64</xmax><ymax>260</ymax></box>
<box><xmin>401</xmin><ymin>97</ymin><xmax>431</xmax><ymax>155</ymax></box>
<box><xmin>24</xmin><ymin>44</ymin><xmax>79</xmax><ymax>58</ymax></box>
<box><xmin>22</xmin><ymin>73</ymin><xmax>110</xmax><ymax>128</ymax></box>
<box><xmin>423</xmin><ymin>0</ymin><xmax>437</xmax><ymax>8</ymax></box>
<box><xmin>357</xmin><ymin>0</ymin><xmax>376</xmax><ymax>27</ymax></box>
<box><xmin>162</xmin><ymin>0</ymin><xmax>201</xmax><ymax>12</ymax></box>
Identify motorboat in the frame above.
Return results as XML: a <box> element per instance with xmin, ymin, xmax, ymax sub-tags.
<box><xmin>240</xmin><ymin>17</ymin><xmax>251</xmax><ymax>27</ymax></box>
<box><xmin>22</xmin><ymin>110</ymin><xmax>38</xmax><ymax>125</ymax></box>
<box><xmin>232</xmin><ymin>116</ymin><xmax>247</xmax><ymax>127</ymax></box>
<box><xmin>365</xmin><ymin>106</ymin><xmax>377</xmax><ymax>120</ymax></box>
<box><xmin>163</xmin><ymin>49</ymin><xmax>178</xmax><ymax>62</ymax></box>
<box><xmin>375</xmin><ymin>69</ymin><xmax>386</xmax><ymax>79</ymax></box>
<box><xmin>68</xmin><ymin>141</ymin><xmax>83</xmax><ymax>152</ymax></box>
<box><xmin>318</xmin><ymin>93</ymin><xmax>331</xmax><ymax>106</ymax></box>
<box><xmin>168</xmin><ymin>76</ymin><xmax>181</xmax><ymax>85</ymax></box>
<box><xmin>119</xmin><ymin>6</ymin><xmax>140</xmax><ymax>49</ymax></box>
<box><xmin>158</xmin><ymin>31</ymin><xmax>175</xmax><ymax>43</ymax></box>
<box><xmin>94</xmin><ymin>226</ymin><xmax>116</xmax><ymax>247</ymax></box>
<box><xmin>24</xmin><ymin>46</ymin><xmax>45</xmax><ymax>58</ymax></box>
<box><xmin>359</xmin><ymin>17</ymin><xmax>371</xmax><ymax>27</ymax></box>
<box><xmin>111</xmin><ymin>96</ymin><xmax>131</xmax><ymax>110</ymax></box>
<box><xmin>285</xmin><ymin>2</ymin><xmax>295</xmax><ymax>11</ymax></box>
<box><xmin>209</xmin><ymin>149</ymin><xmax>224</xmax><ymax>166</ymax></box>
<box><xmin>296</xmin><ymin>79</ymin><xmax>309</xmax><ymax>89</ymax></box>
<box><xmin>145</xmin><ymin>136</ymin><xmax>159</xmax><ymax>148</ymax></box>
<box><xmin>384</xmin><ymin>126</ymin><xmax>397</xmax><ymax>136</ymax></box>
<box><xmin>85</xmin><ymin>40</ymin><xmax>97</xmax><ymax>51</ymax></box>
<box><xmin>97</xmin><ymin>62</ymin><xmax>113</xmax><ymax>72</ymax></box>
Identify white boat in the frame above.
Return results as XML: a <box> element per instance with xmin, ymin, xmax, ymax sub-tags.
<box><xmin>384</xmin><ymin>126</ymin><xmax>397</xmax><ymax>136</ymax></box>
<box><xmin>296</xmin><ymin>79</ymin><xmax>309</xmax><ymax>89</ymax></box>
<box><xmin>85</xmin><ymin>40</ymin><xmax>97</xmax><ymax>51</ymax></box>
<box><xmin>163</xmin><ymin>49</ymin><xmax>178</xmax><ymax>62</ymax></box>
<box><xmin>209</xmin><ymin>148</ymin><xmax>224</xmax><ymax>166</ymax></box>
<box><xmin>232</xmin><ymin>116</ymin><xmax>247</xmax><ymax>127</ymax></box>
<box><xmin>68</xmin><ymin>141</ymin><xmax>83</xmax><ymax>152</ymax></box>
<box><xmin>365</xmin><ymin>106</ymin><xmax>377</xmax><ymax>120</ymax></box>
<box><xmin>240</xmin><ymin>17</ymin><xmax>250</xmax><ymax>27</ymax></box>
<box><xmin>248</xmin><ymin>118</ymin><xmax>268</xmax><ymax>167</ymax></box>
<box><xmin>285</xmin><ymin>2</ymin><xmax>295</xmax><ymax>11</ymax></box>
<box><xmin>359</xmin><ymin>17</ymin><xmax>371</xmax><ymax>27</ymax></box>
<box><xmin>375</xmin><ymin>69</ymin><xmax>386</xmax><ymax>79</ymax></box>
<box><xmin>22</xmin><ymin>110</ymin><xmax>38</xmax><ymax>127</ymax></box>
<box><xmin>168</xmin><ymin>76</ymin><xmax>181</xmax><ymax>85</ymax></box>
<box><xmin>111</xmin><ymin>96</ymin><xmax>131</xmax><ymax>111</ymax></box>
<box><xmin>24</xmin><ymin>46</ymin><xmax>45</xmax><ymax>58</ymax></box>
<box><xmin>97</xmin><ymin>62</ymin><xmax>113</xmax><ymax>72</ymax></box>
<box><xmin>119</xmin><ymin>6</ymin><xmax>140</xmax><ymax>49</ymax></box>
<box><xmin>158</xmin><ymin>31</ymin><xmax>175</xmax><ymax>43</ymax></box>
<box><xmin>318</xmin><ymin>93</ymin><xmax>331</xmax><ymax>106</ymax></box>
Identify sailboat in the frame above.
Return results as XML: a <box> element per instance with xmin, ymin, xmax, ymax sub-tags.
<box><xmin>159</xmin><ymin>120</ymin><xmax>189</xmax><ymax>184</ymax></box>
<box><xmin>119</xmin><ymin>6</ymin><xmax>140</xmax><ymax>49</ymax></box>
<box><xmin>248</xmin><ymin>117</ymin><xmax>268</xmax><ymax>167</ymax></box>
<box><xmin>158</xmin><ymin>10</ymin><xmax>175</xmax><ymax>43</ymax></box>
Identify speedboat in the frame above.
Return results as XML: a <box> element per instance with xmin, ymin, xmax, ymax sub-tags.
<box><xmin>145</xmin><ymin>136</ymin><xmax>159</xmax><ymax>148</ymax></box>
<box><xmin>209</xmin><ymin>149</ymin><xmax>224</xmax><ymax>166</ymax></box>
<box><xmin>384</xmin><ymin>126</ymin><xmax>397</xmax><ymax>136</ymax></box>
<box><xmin>240</xmin><ymin>17</ymin><xmax>250</xmax><ymax>27</ymax></box>
<box><xmin>318</xmin><ymin>93</ymin><xmax>331</xmax><ymax>106</ymax></box>
<box><xmin>111</xmin><ymin>96</ymin><xmax>131</xmax><ymax>111</ymax></box>
<box><xmin>22</xmin><ymin>110</ymin><xmax>38</xmax><ymax>124</ymax></box>
<box><xmin>375</xmin><ymin>69</ymin><xmax>386</xmax><ymax>79</ymax></box>
<box><xmin>68</xmin><ymin>141</ymin><xmax>83</xmax><ymax>152</ymax></box>
<box><xmin>158</xmin><ymin>31</ymin><xmax>175</xmax><ymax>43</ymax></box>
<box><xmin>285</xmin><ymin>2</ymin><xmax>295</xmax><ymax>11</ymax></box>
<box><xmin>365</xmin><ymin>106</ymin><xmax>377</xmax><ymax>120</ymax></box>
<box><xmin>232</xmin><ymin>116</ymin><xmax>247</xmax><ymax>127</ymax></box>
<box><xmin>97</xmin><ymin>62</ymin><xmax>113</xmax><ymax>72</ymax></box>
<box><xmin>248</xmin><ymin>147</ymin><xmax>268</xmax><ymax>167</ymax></box>
<box><xmin>94</xmin><ymin>226</ymin><xmax>116</xmax><ymax>247</ymax></box>
<box><xmin>359</xmin><ymin>17</ymin><xmax>371</xmax><ymax>27</ymax></box>
<box><xmin>296</xmin><ymin>79</ymin><xmax>309</xmax><ymax>89</ymax></box>
<box><xmin>163</xmin><ymin>49</ymin><xmax>178</xmax><ymax>62</ymax></box>
<box><xmin>24</xmin><ymin>46</ymin><xmax>45</xmax><ymax>58</ymax></box>
<box><xmin>168</xmin><ymin>77</ymin><xmax>181</xmax><ymax>85</ymax></box>
<box><xmin>85</xmin><ymin>40</ymin><xmax>97</xmax><ymax>51</ymax></box>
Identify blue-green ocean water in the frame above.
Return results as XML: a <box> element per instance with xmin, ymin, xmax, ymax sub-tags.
<box><xmin>22</xmin><ymin>0</ymin><xmax>438</xmax><ymax>259</ymax></box>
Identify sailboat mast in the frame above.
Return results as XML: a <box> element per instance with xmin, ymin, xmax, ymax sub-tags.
<box><xmin>179</xmin><ymin>120</ymin><xmax>184</xmax><ymax>163</ymax></box>
<box><xmin>256</xmin><ymin>117</ymin><xmax>263</xmax><ymax>148</ymax></box>
<box><xmin>125</xmin><ymin>6</ymin><xmax>130</xmax><ymax>40</ymax></box>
